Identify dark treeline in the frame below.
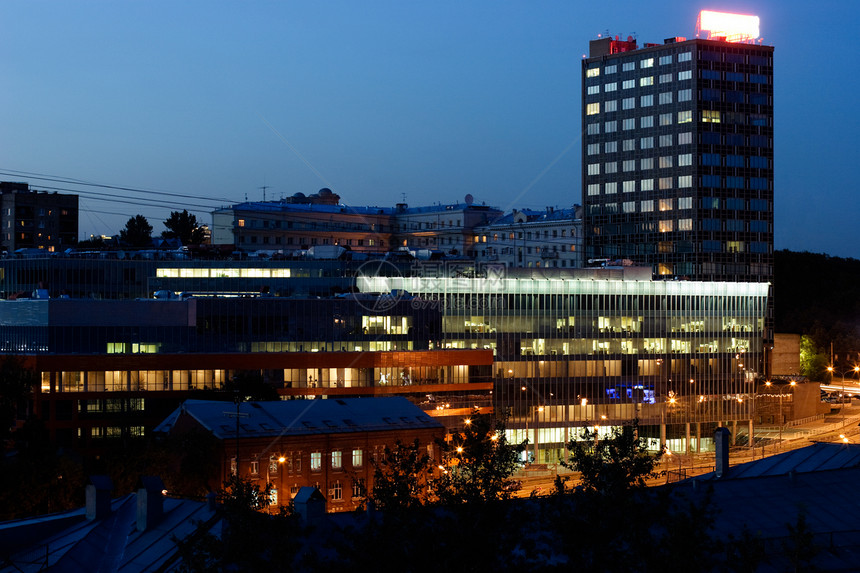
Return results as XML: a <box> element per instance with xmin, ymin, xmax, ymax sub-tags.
<box><xmin>774</xmin><ymin>249</ymin><xmax>860</xmax><ymax>370</ymax></box>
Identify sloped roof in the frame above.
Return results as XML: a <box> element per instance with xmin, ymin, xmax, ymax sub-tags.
<box><xmin>0</xmin><ymin>494</ymin><xmax>221</xmax><ymax>572</ymax></box>
<box><xmin>697</xmin><ymin>442</ymin><xmax>860</xmax><ymax>481</ymax></box>
<box><xmin>154</xmin><ymin>397</ymin><xmax>444</xmax><ymax>440</ymax></box>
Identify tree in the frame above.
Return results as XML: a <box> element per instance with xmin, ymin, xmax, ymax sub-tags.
<box><xmin>0</xmin><ymin>356</ymin><xmax>37</xmax><ymax>443</ymax></box>
<box><xmin>222</xmin><ymin>371</ymin><xmax>280</xmax><ymax>402</ymax></box>
<box><xmin>163</xmin><ymin>210</ymin><xmax>205</xmax><ymax>245</ymax></box>
<box><xmin>562</xmin><ymin>420</ymin><xmax>662</xmax><ymax>496</ymax></box>
<box><xmin>119</xmin><ymin>214</ymin><xmax>153</xmax><ymax>248</ymax></box>
<box><xmin>434</xmin><ymin>410</ymin><xmax>524</xmax><ymax>505</ymax></box>
<box><xmin>369</xmin><ymin>439</ymin><xmax>435</xmax><ymax>512</ymax></box>
<box><xmin>799</xmin><ymin>335</ymin><xmax>828</xmax><ymax>382</ymax></box>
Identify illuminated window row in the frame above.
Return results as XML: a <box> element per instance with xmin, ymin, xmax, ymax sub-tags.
<box><xmin>156</xmin><ymin>268</ymin><xmax>291</xmax><ymax>278</ymax></box>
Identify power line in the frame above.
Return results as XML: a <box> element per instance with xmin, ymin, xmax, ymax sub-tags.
<box><xmin>0</xmin><ymin>168</ymin><xmax>237</xmax><ymax>204</ymax></box>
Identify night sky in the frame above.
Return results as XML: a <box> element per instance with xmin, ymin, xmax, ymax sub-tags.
<box><xmin>1</xmin><ymin>1</ymin><xmax>856</xmax><ymax>258</ymax></box>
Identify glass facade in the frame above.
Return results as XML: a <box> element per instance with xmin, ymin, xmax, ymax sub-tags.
<box><xmin>359</xmin><ymin>271</ymin><xmax>768</xmax><ymax>460</ymax></box>
<box><xmin>582</xmin><ymin>38</ymin><xmax>774</xmax><ymax>284</ymax></box>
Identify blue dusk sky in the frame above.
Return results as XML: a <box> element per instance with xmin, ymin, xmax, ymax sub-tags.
<box><xmin>1</xmin><ymin>1</ymin><xmax>857</xmax><ymax>258</ymax></box>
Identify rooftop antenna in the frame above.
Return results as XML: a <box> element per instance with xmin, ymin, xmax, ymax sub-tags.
<box><xmin>259</xmin><ymin>185</ymin><xmax>270</xmax><ymax>202</ymax></box>
<box><xmin>401</xmin><ymin>192</ymin><xmax>407</xmax><ymax>203</ymax></box>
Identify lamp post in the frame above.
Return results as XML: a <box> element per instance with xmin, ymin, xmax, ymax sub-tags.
<box><xmin>827</xmin><ymin>366</ymin><xmax>860</xmax><ymax>427</ymax></box>
<box><xmin>765</xmin><ymin>380</ymin><xmax>795</xmax><ymax>449</ymax></box>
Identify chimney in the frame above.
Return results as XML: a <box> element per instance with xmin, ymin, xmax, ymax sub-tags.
<box><xmin>714</xmin><ymin>427</ymin><xmax>731</xmax><ymax>478</ymax></box>
<box><xmin>136</xmin><ymin>476</ymin><xmax>166</xmax><ymax>532</ymax></box>
<box><xmin>86</xmin><ymin>475</ymin><xmax>113</xmax><ymax>521</ymax></box>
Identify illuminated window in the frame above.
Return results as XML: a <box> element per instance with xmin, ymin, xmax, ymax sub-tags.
<box><xmin>678</xmin><ymin>132</ymin><xmax>692</xmax><ymax>144</ymax></box>
<box><xmin>659</xmin><ymin>199</ymin><xmax>673</xmax><ymax>211</ymax></box>
<box><xmin>605</xmin><ymin>120</ymin><xmax>617</xmax><ymax>132</ymax></box>
<box><xmin>331</xmin><ymin>450</ymin><xmax>343</xmax><ymax>469</ymax></box>
<box><xmin>677</xmin><ymin>110</ymin><xmax>692</xmax><ymax>124</ymax></box>
<box><xmin>678</xmin><ymin>175</ymin><xmax>693</xmax><ymax>188</ymax></box>
<box><xmin>641</xmin><ymin>179</ymin><xmax>654</xmax><ymax>191</ymax></box>
<box><xmin>587</xmin><ymin>143</ymin><xmax>600</xmax><ymax>155</ymax></box>
<box><xmin>587</xmin><ymin>85</ymin><xmax>600</xmax><ymax>95</ymax></box>
<box><xmin>587</xmin><ymin>184</ymin><xmax>600</xmax><ymax>196</ymax></box>
<box><xmin>678</xmin><ymin>154</ymin><xmax>692</xmax><ymax>167</ymax></box>
<box><xmin>678</xmin><ymin>70</ymin><xmax>692</xmax><ymax>81</ymax></box>
<box><xmin>640</xmin><ymin>95</ymin><xmax>653</xmax><ymax>107</ymax></box>
<box><xmin>659</xmin><ymin>177</ymin><xmax>673</xmax><ymax>190</ymax></box>
<box><xmin>587</xmin><ymin>164</ymin><xmax>600</xmax><ymax>176</ymax></box>
<box><xmin>659</xmin><ymin>92</ymin><xmax>673</xmax><ymax>104</ymax></box>
<box><xmin>659</xmin><ymin>220</ymin><xmax>674</xmax><ymax>233</ymax></box>
<box><xmin>659</xmin><ymin>55</ymin><xmax>672</xmax><ymax>65</ymax></box>
<box><xmin>622</xmin><ymin>118</ymin><xmax>635</xmax><ymax>130</ymax></box>
<box><xmin>605</xmin><ymin>182</ymin><xmax>617</xmax><ymax>194</ymax></box>
<box><xmin>659</xmin><ymin>73</ymin><xmax>672</xmax><ymax>84</ymax></box>
<box><xmin>622</xmin><ymin>181</ymin><xmax>635</xmax><ymax>193</ymax></box>
<box><xmin>623</xmin><ymin>160</ymin><xmax>636</xmax><ymax>172</ymax></box>
<box><xmin>604</xmin><ymin>141</ymin><xmax>617</xmax><ymax>152</ymax></box>
<box><xmin>605</xmin><ymin>162</ymin><xmax>617</xmax><ymax>173</ymax></box>
<box><xmin>726</xmin><ymin>241</ymin><xmax>745</xmax><ymax>253</ymax></box>
<box><xmin>702</xmin><ymin>110</ymin><xmax>721</xmax><ymax>123</ymax></box>
<box><xmin>678</xmin><ymin>89</ymin><xmax>692</xmax><ymax>102</ymax></box>
<box><xmin>622</xmin><ymin>62</ymin><xmax>635</xmax><ymax>71</ymax></box>
<box><xmin>586</xmin><ymin>102</ymin><xmax>600</xmax><ymax>115</ymax></box>
<box><xmin>352</xmin><ymin>479</ymin><xmax>366</xmax><ymax>498</ymax></box>
<box><xmin>640</xmin><ymin>77</ymin><xmax>653</xmax><ymax>86</ymax></box>
<box><xmin>678</xmin><ymin>52</ymin><xmax>691</xmax><ymax>62</ymax></box>
<box><xmin>622</xmin><ymin>97</ymin><xmax>635</xmax><ymax>110</ymax></box>
<box><xmin>623</xmin><ymin>201</ymin><xmax>636</xmax><ymax>213</ymax></box>
<box><xmin>640</xmin><ymin>137</ymin><xmax>654</xmax><ymax>149</ymax></box>
<box><xmin>605</xmin><ymin>100</ymin><xmax>617</xmax><ymax>112</ymax></box>
<box><xmin>238</xmin><ymin>219</ymin><xmax>245</xmax><ymax>227</ymax></box>
<box><xmin>678</xmin><ymin>197</ymin><xmax>693</xmax><ymax>210</ymax></box>
<box><xmin>605</xmin><ymin>82</ymin><xmax>617</xmax><ymax>92</ymax></box>
<box><xmin>640</xmin><ymin>58</ymin><xmax>654</xmax><ymax>68</ymax></box>
<box><xmin>659</xmin><ymin>156</ymin><xmax>673</xmax><ymax>169</ymax></box>
<box><xmin>622</xmin><ymin>79</ymin><xmax>635</xmax><ymax>89</ymax></box>
<box><xmin>641</xmin><ymin>200</ymin><xmax>654</xmax><ymax>212</ymax></box>
<box><xmin>587</xmin><ymin>123</ymin><xmax>600</xmax><ymax>135</ymax></box>
<box><xmin>659</xmin><ymin>135</ymin><xmax>673</xmax><ymax>147</ymax></box>
<box><xmin>352</xmin><ymin>448</ymin><xmax>363</xmax><ymax>467</ymax></box>
<box><xmin>310</xmin><ymin>452</ymin><xmax>322</xmax><ymax>471</ymax></box>
<box><xmin>330</xmin><ymin>480</ymin><xmax>343</xmax><ymax>501</ymax></box>
<box><xmin>678</xmin><ymin>219</ymin><xmax>693</xmax><ymax>231</ymax></box>
<box><xmin>586</xmin><ymin>67</ymin><xmax>600</xmax><ymax>78</ymax></box>
<box><xmin>659</xmin><ymin>113</ymin><xmax>672</xmax><ymax>126</ymax></box>
<box><xmin>623</xmin><ymin>139</ymin><xmax>635</xmax><ymax>151</ymax></box>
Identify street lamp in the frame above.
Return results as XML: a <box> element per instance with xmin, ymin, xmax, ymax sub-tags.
<box><xmin>765</xmin><ymin>380</ymin><xmax>795</xmax><ymax>448</ymax></box>
<box><xmin>827</xmin><ymin>365</ymin><xmax>860</xmax><ymax>427</ymax></box>
<box><xmin>523</xmin><ymin>405</ymin><xmax>544</xmax><ymax>464</ymax></box>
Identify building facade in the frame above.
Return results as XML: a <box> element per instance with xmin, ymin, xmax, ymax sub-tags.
<box><xmin>581</xmin><ymin>34</ymin><xmax>774</xmax><ymax>283</ymax></box>
<box><xmin>156</xmin><ymin>397</ymin><xmax>445</xmax><ymax>511</ymax></box>
<box><xmin>211</xmin><ymin>193</ymin><xmax>502</xmax><ymax>258</ymax></box>
<box><xmin>0</xmin><ymin>182</ymin><xmax>78</xmax><ymax>254</ymax></box>
<box><xmin>472</xmin><ymin>206</ymin><xmax>583</xmax><ymax>269</ymax></box>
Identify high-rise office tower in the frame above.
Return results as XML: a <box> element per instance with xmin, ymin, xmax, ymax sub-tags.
<box><xmin>581</xmin><ymin>12</ymin><xmax>773</xmax><ymax>283</ymax></box>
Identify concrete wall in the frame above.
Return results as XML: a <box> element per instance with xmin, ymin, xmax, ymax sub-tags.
<box><xmin>773</xmin><ymin>333</ymin><xmax>801</xmax><ymax>376</ymax></box>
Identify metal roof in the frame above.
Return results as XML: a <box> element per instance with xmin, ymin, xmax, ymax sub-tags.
<box><xmin>697</xmin><ymin>442</ymin><xmax>860</xmax><ymax>481</ymax></box>
<box><xmin>155</xmin><ymin>397</ymin><xmax>444</xmax><ymax>440</ymax></box>
<box><xmin>0</xmin><ymin>494</ymin><xmax>222</xmax><ymax>572</ymax></box>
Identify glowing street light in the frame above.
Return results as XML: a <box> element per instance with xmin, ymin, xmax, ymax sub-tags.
<box><xmin>827</xmin><ymin>365</ymin><xmax>860</xmax><ymax>427</ymax></box>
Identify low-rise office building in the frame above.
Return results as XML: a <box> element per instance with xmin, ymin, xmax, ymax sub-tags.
<box><xmin>1</xmin><ymin>256</ymin><xmax>769</xmax><ymax>463</ymax></box>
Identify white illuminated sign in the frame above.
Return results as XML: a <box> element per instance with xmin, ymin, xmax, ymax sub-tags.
<box><xmin>698</xmin><ymin>10</ymin><xmax>760</xmax><ymax>41</ymax></box>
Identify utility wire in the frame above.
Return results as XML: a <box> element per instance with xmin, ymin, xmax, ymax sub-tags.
<box><xmin>0</xmin><ymin>168</ymin><xmax>237</xmax><ymax>204</ymax></box>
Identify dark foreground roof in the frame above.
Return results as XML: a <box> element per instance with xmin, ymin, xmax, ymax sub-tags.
<box><xmin>0</xmin><ymin>494</ymin><xmax>221</xmax><ymax>572</ymax></box>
